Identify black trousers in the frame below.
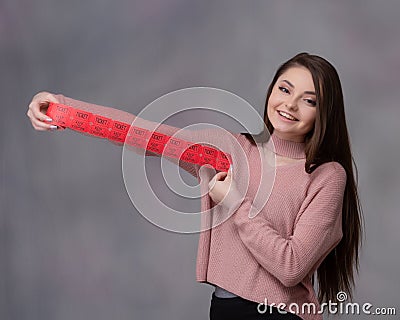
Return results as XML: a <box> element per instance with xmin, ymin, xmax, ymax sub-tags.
<box><xmin>209</xmin><ymin>293</ymin><xmax>303</xmax><ymax>320</ymax></box>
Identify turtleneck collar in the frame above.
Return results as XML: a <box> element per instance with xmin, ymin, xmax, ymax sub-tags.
<box><xmin>265</xmin><ymin>131</ymin><xmax>306</xmax><ymax>159</ymax></box>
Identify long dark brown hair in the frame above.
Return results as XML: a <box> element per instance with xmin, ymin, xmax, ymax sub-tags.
<box><xmin>242</xmin><ymin>52</ymin><xmax>363</xmax><ymax>304</ymax></box>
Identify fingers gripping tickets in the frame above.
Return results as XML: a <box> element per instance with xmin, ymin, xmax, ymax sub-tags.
<box><xmin>46</xmin><ymin>102</ymin><xmax>232</xmax><ymax>172</ymax></box>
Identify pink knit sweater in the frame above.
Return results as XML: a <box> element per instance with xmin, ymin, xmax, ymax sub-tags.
<box><xmin>54</xmin><ymin>95</ymin><xmax>346</xmax><ymax>320</ymax></box>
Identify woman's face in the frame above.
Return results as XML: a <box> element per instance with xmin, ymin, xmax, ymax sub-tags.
<box><xmin>267</xmin><ymin>66</ymin><xmax>317</xmax><ymax>142</ymax></box>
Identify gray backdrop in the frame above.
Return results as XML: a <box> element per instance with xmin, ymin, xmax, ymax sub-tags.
<box><xmin>2</xmin><ymin>0</ymin><xmax>400</xmax><ymax>319</ymax></box>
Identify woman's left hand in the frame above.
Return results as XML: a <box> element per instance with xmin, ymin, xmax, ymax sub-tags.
<box><xmin>208</xmin><ymin>167</ymin><xmax>237</xmax><ymax>204</ymax></box>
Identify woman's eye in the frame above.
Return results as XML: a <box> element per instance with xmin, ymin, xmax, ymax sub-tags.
<box><xmin>305</xmin><ymin>99</ymin><xmax>317</xmax><ymax>106</ymax></box>
<box><xmin>279</xmin><ymin>86</ymin><xmax>289</xmax><ymax>94</ymax></box>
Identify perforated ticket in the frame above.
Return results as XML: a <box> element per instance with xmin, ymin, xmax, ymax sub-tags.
<box><xmin>46</xmin><ymin>102</ymin><xmax>232</xmax><ymax>172</ymax></box>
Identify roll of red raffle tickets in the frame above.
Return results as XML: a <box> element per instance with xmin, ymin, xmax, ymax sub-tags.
<box><xmin>46</xmin><ymin>102</ymin><xmax>232</xmax><ymax>172</ymax></box>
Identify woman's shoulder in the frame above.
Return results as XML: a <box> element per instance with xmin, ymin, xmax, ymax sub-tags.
<box><xmin>309</xmin><ymin>161</ymin><xmax>347</xmax><ymax>185</ymax></box>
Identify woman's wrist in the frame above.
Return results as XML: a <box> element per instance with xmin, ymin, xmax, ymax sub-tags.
<box><xmin>220</xmin><ymin>186</ymin><xmax>246</xmax><ymax>212</ymax></box>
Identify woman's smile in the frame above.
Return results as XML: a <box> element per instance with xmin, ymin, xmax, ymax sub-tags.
<box><xmin>277</xmin><ymin>110</ymin><xmax>299</xmax><ymax>121</ymax></box>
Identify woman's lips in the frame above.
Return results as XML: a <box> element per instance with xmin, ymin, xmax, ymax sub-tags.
<box><xmin>277</xmin><ymin>110</ymin><xmax>298</xmax><ymax>121</ymax></box>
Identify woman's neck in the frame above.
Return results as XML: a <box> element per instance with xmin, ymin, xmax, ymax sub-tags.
<box><xmin>266</xmin><ymin>131</ymin><xmax>306</xmax><ymax>159</ymax></box>
<box><xmin>272</xmin><ymin>130</ymin><xmax>305</xmax><ymax>143</ymax></box>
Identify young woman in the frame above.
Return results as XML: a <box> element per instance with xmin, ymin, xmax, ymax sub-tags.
<box><xmin>27</xmin><ymin>52</ymin><xmax>363</xmax><ymax>320</ymax></box>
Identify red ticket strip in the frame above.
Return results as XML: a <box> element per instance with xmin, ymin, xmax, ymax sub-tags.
<box><xmin>46</xmin><ymin>102</ymin><xmax>232</xmax><ymax>172</ymax></box>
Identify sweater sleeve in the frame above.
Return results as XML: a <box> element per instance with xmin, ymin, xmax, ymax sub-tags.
<box><xmin>54</xmin><ymin>94</ymin><xmax>233</xmax><ymax>178</ymax></box>
<box><xmin>226</xmin><ymin>163</ymin><xmax>346</xmax><ymax>287</ymax></box>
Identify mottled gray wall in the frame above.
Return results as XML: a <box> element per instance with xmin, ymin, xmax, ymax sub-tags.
<box><xmin>2</xmin><ymin>0</ymin><xmax>400</xmax><ymax>319</ymax></box>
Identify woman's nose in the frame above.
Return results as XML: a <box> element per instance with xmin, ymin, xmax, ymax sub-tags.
<box><xmin>285</xmin><ymin>101</ymin><xmax>298</xmax><ymax>111</ymax></box>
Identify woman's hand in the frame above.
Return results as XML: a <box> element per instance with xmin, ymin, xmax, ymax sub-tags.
<box><xmin>208</xmin><ymin>166</ymin><xmax>239</xmax><ymax>205</ymax></box>
<box><xmin>26</xmin><ymin>91</ymin><xmax>64</xmax><ymax>131</ymax></box>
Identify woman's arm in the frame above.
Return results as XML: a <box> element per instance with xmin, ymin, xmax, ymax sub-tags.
<box><xmin>27</xmin><ymin>92</ymin><xmax>235</xmax><ymax>178</ymax></box>
<box><xmin>221</xmin><ymin>163</ymin><xmax>347</xmax><ymax>287</ymax></box>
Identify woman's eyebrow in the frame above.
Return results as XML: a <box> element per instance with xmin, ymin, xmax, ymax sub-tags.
<box><xmin>282</xmin><ymin>79</ymin><xmax>316</xmax><ymax>95</ymax></box>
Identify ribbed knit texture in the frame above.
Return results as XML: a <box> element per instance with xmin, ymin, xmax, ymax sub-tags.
<box><xmin>55</xmin><ymin>95</ymin><xmax>347</xmax><ymax>320</ymax></box>
<box><xmin>265</xmin><ymin>133</ymin><xmax>307</xmax><ymax>159</ymax></box>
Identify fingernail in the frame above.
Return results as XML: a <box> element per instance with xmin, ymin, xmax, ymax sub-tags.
<box><xmin>50</xmin><ymin>125</ymin><xmax>58</xmax><ymax>130</ymax></box>
<box><xmin>45</xmin><ymin>118</ymin><xmax>53</xmax><ymax>122</ymax></box>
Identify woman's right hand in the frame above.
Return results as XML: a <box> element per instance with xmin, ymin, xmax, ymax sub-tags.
<box><xmin>26</xmin><ymin>91</ymin><xmax>64</xmax><ymax>131</ymax></box>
